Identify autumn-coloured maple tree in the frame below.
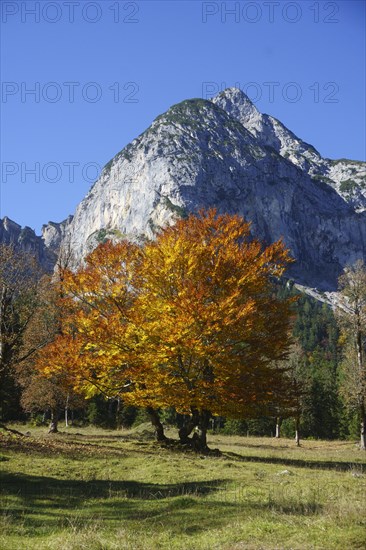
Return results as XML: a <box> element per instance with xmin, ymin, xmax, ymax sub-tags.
<box><xmin>35</xmin><ymin>210</ymin><xmax>294</xmax><ymax>450</ymax></box>
<box><xmin>35</xmin><ymin>240</ymin><xmax>142</xmax><ymax>397</ymax></box>
<box><xmin>131</xmin><ymin>210</ymin><xmax>294</xmax><ymax>448</ymax></box>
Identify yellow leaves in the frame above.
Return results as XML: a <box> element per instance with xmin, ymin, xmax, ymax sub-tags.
<box><xmin>34</xmin><ymin>209</ymin><xmax>293</xmax><ymax>416</ymax></box>
<box><xmin>134</xmin><ymin>209</ymin><xmax>292</xmax><ymax>413</ymax></box>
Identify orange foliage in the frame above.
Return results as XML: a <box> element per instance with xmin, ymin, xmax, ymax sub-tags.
<box><xmin>35</xmin><ymin>210</ymin><xmax>294</xmax><ymax>417</ymax></box>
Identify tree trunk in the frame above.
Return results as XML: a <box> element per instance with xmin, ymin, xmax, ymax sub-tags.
<box><xmin>108</xmin><ymin>398</ymin><xmax>114</xmax><ymax>423</ymax></box>
<box><xmin>355</xmin><ymin>321</ymin><xmax>365</xmax><ymax>450</ymax></box>
<box><xmin>116</xmin><ymin>396</ymin><xmax>121</xmax><ymax>429</ymax></box>
<box><xmin>294</xmin><ymin>416</ymin><xmax>300</xmax><ymax>446</ymax></box>
<box><xmin>65</xmin><ymin>393</ymin><xmax>69</xmax><ymax>428</ymax></box>
<box><xmin>275</xmin><ymin>417</ymin><xmax>282</xmax><ymax>438</ymax></box>
<box><xmin>178</xmin><ymin>409</ymin><xmax>199</xmax><ymax>443</ymax></box>
<box><xmin>146</xmin><ymin>407</ymin><xmax>167</xmax><ymax>441</ymax></box>
<box><xmin>49</xmin><ymin>408</ymin><xmax>59</xmax><ymax>433</ymax></box>
<box><xmin>0</xmin><ymin>285</ymin><xmax>6</xmax><ymax>365</ymax></box>
<box><xmin>360</xmin><ymin>402</ymin><xmax>366</xmax><ymax>451</ymax></box>
<box><xmin>192</xmin><ymin>410</ymin><xmax>211</xmax><ymax>452</ymax></box>
<box><xmin>199</xmin><ymin>409</ymin><xmax>211</xmax><ymax>449</ymax></box>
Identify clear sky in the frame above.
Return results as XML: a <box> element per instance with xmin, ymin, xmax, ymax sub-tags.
<box><xmin>1</xmin><ymin>0</ymin><xmax>365</xmax><ymax>233</ymax></box>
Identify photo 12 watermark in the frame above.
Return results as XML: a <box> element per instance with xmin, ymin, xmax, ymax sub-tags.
<box><xmin>202</xmin><ymin>81</ymin><xmax>340</xmax><ymax>103</ymax></box>
<box><xmin>201</xmin><ymin>2</ymin><xmax>340</xmax><ymax>24</ymax></box>
<box><xmin>1</xmin><ymin>1</ymin><xmax>140</xmax><ymax>24</ymax></box>
<box><xmin>1</xmin><ymin>160</ymin><xmax>139</xmax><ymax>186</ymax></box>
<box><xmin>1</xmin><ymin>81</ymin><xmax>140</xmax><ymax>104</ymax></box>
<box><xmin>2</xmin><ymin>161</ymin><xmax>102</xmax><ymax>185</ymax></box>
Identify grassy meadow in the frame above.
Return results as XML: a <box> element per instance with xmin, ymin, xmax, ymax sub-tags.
<box><xmin>1</xmin><ymin>423</ymin><xmax>365</xmax><ymax>549</ymax></box>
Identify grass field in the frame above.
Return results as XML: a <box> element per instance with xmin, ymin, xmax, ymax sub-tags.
<box><xmin>1</xmin><ymin>423</ymin><xmax>365</xmax><ymax>549</ymax></box>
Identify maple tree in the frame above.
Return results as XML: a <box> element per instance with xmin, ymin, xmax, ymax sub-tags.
<box><xmin>34</xmin><ymin>240</ymin><xmax>144</xmax><ymax>428</ymax></box>
<box><xmin>131</xmin><ymin>210</ymin><xmax>294</xmax><ymax>448</ymax></box>
<box><xmin>35</xmin><ymin>210</ymin><xmax>294</xmax><ymax>450</ymax></box>
<box><xmin>20</xmin><ymin>372</ymin><xmax>85</xmax><ymax>427</ymax></box>
<box><xmin>17</xmin><ymin>246</ymin><xmax>79</xmax><ymax>433</ymax></box>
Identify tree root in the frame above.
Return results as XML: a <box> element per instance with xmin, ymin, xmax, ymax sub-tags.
<box><xmin>156</xmin><ymin>436</ymin><xmax>221</xmax><ymax>456</ymax></box>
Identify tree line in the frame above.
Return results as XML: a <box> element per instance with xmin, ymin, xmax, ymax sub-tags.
<box><xmin>1</xmin><ymin>210</ymin><xmax>365</xmax><ymax>451</ymax></box>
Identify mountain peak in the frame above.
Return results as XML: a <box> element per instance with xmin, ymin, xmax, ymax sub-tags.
<box><xmin>1</xmin><ymin>216</ymin><xmax>21</xmax><ymax>231</ymax></box>
<box><xmin>214</xmin><ymin>87</ymin><xmax>255</xmax><ymax>105</ymax></box>
<box><xmin>2</xmin><ymin>91</ymin><xmax>365</xmax><ymax>290</ymax></box>
<box><xmin>212</xmin><ymin>87</ymin><xmax>262</xmax><ymax>129</ymax></box>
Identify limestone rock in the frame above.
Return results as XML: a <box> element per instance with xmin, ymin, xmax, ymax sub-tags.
<box><xmin>61</xmin><ymin>89</ymin><xmax>366</xmax><ymax>290</ymax></box>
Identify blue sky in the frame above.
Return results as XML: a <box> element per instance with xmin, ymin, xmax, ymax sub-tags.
<box><xmin>1</xmin><ymin>0</ymin><xmax>365</xmax><ymax>233</ymax></box>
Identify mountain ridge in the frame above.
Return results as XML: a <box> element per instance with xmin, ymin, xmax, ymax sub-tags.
<box><xmin>212</xmin><ymin>88</ymin><xmax>366</xmax><ymax>211</ymax></box>
<box><xmin>2</xmin><ymin>88</ymin><xmax>365</xmax><ymax>290</ymax></box>
<box><xmin>0</xmin><ymin>216</ymin><xmax>72</xmax><ymax>271</ymax></box>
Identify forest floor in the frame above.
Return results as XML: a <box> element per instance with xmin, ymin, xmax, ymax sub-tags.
<box><xmin>1</xmin><ymin>423</ymin><xmax>365</xmax><ymax>549</ymax></box>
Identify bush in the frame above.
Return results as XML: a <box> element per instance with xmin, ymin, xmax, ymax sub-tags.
<box><xmin>246</xmin><ymin>417</ymin><xmax>276</xmax><ymax>437</ymax></box>
<box><xmin>281</xmin><ymin>418</ymin><xmax>295</xmax><ymax>438</ymax></box>
<box><xmin>159</xmin><ymin>407</ymin><xmax>178</xmax><ymax>426</ymax></box>
<box><xmin>222</xmin><ymin>419</ymin><xmax>248</xmax><ymax>435</ymax></box>
<box><xmin>132</xmin><ymin>408</ymin><xmax>150</xmax><ymax>427</ymax></box>
<box><xmin>118</xmin><ymin>405</ymin><xmax>137</xmax><ymax>428</ymax></box>
<box><xmin>86</xmin><ymin>396</ymin><xmax>111</xmax><ymax>427</ymax></box>
<box><xmin>30</xmin><ymin>413</ymin><xmax>47</xmax><ymax>427</ymax></box>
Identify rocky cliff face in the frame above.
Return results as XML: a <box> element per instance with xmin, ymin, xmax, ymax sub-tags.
<box><xmin>41</xmin><ymin>216</ymin><xmax>73</xmax><ymax>253</ymax></box>
<box><xmin>60</xmin><ymin>88</ymin><xmax>366</xmax><ymax>290</ymax></box>
<box><xmin>2</xmin><ymin>88</ymin><xmax>365</xmax><ymax>289</ymax></box>
<box><xmin>0</xmin><ymin>216</ymin><xmax>72</xmax><ymax>271</ymax></box>
<box><xmin>212</xmin><ymin>89</ymin><xmax>366</xmax><ymax>212</ymax></box>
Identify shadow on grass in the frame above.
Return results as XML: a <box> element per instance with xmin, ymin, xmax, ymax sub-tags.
<box><xmin>0</xmin><ymin>471</ymin><xmax>323</xmax><ymax>538</ymax></box>
<box><xmin>0</xmin><ymin>474</ymin><xmax>322</xmax><ymax>538</ymax></box>
<box><xmin>52</xmin><ymin>432</ymin><xmax>150</xmax><ymax>441</ymax></box>
<box><xmin>0</xmin><ymin>472</ymin><xmax>224</xmax><ymax>503</ymax></box>
<box><xmin>0</xmin><ymin>473</ymin><xmax>240</xmax><ymax>535</ymax></box>
<box><xmin>217</xmin><ymin>440</ymin><xmax>293</xmax><ymax>450</ymax></box>
<box><xmin>223</xmin><ymin>451</ymin><xmax>366</xmax><ymax>472</ymax></box>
